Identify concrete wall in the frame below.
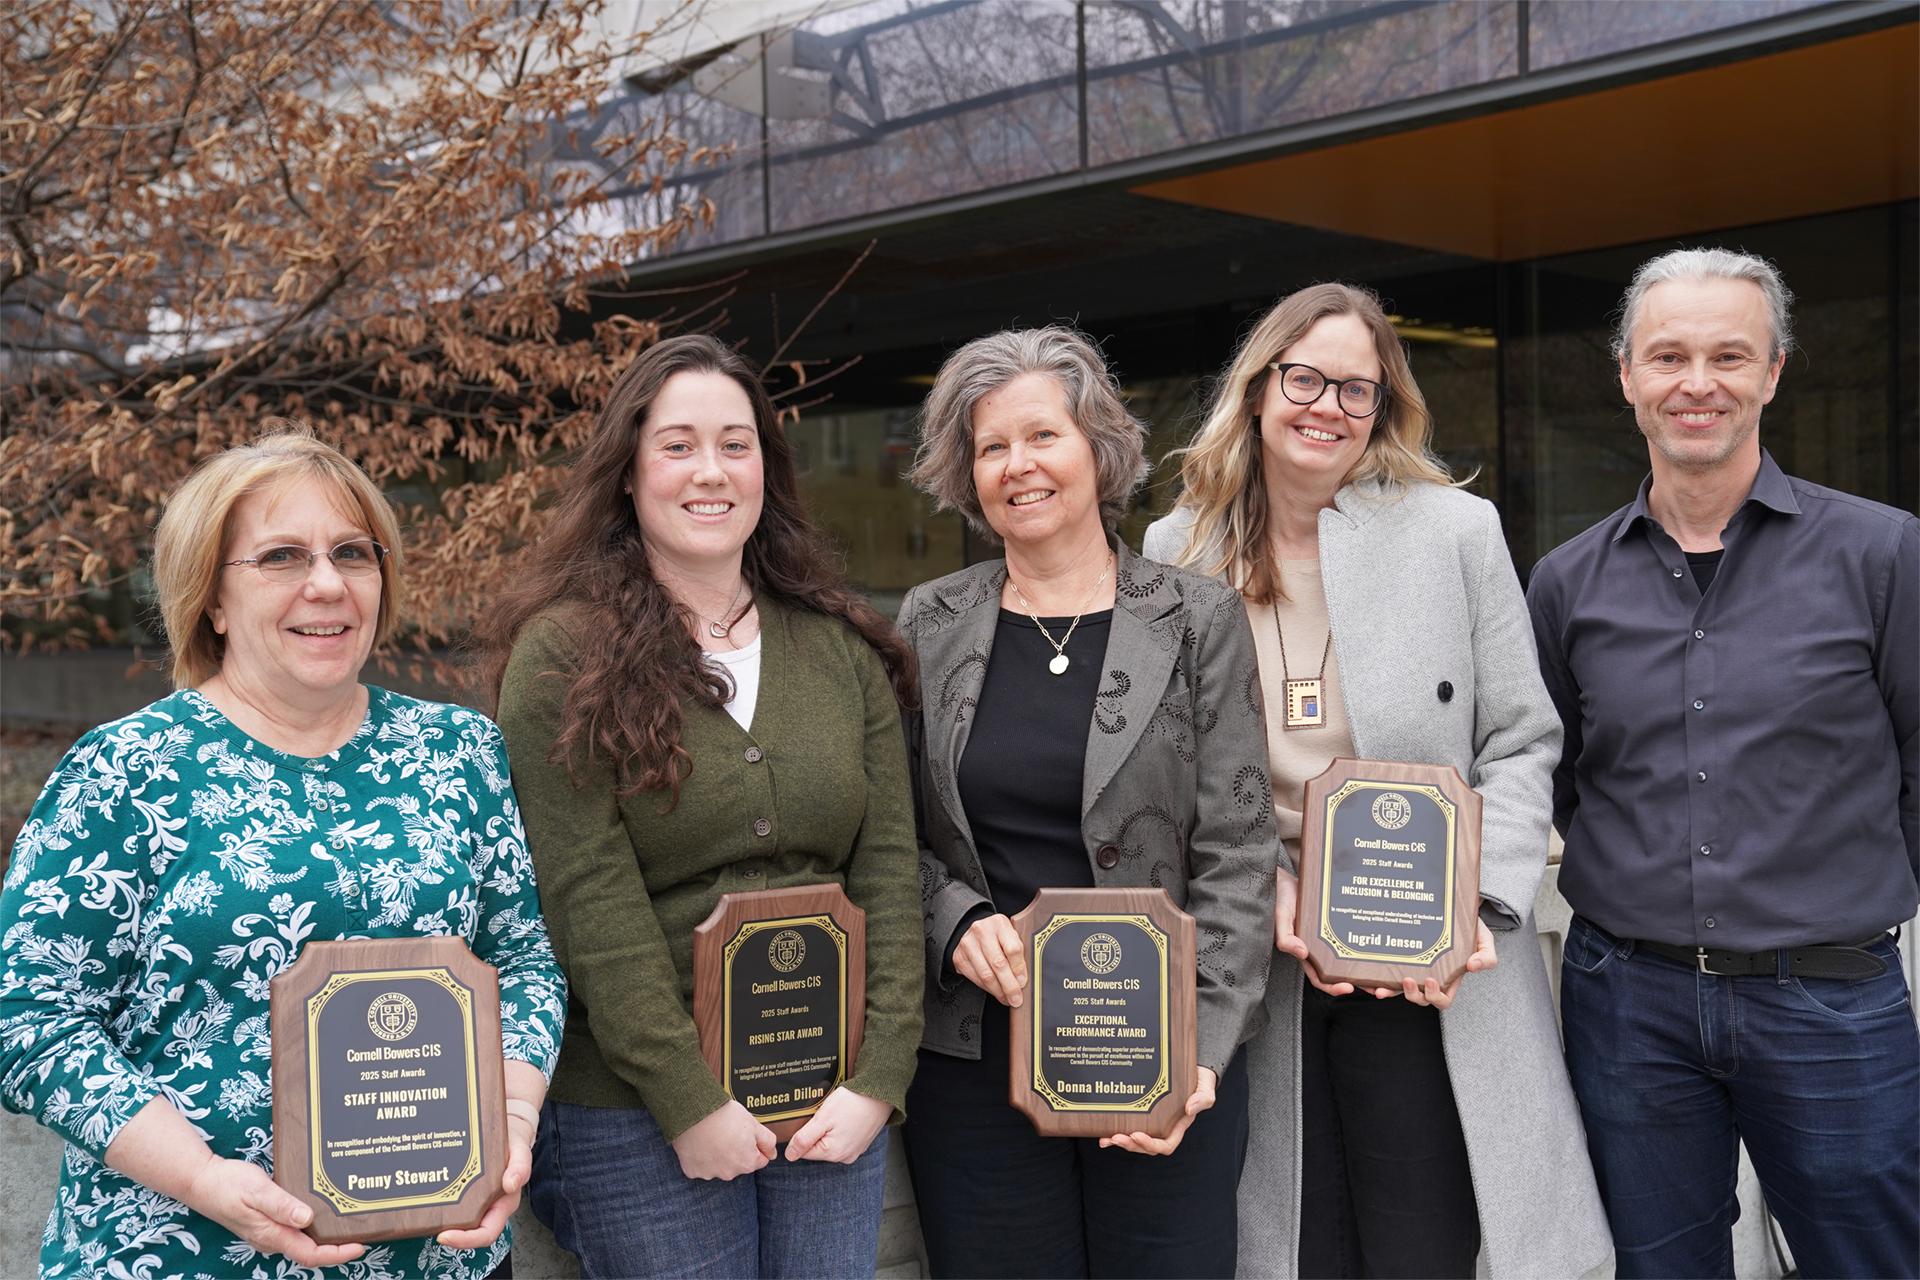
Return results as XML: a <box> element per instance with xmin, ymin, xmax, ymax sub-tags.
<box><xmin>2</xmin><ymin>649</ymin><xmax>471</xmax><ymax>730</ymax></box>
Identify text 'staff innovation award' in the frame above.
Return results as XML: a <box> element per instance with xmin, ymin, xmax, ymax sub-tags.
<box><xmin>1298</xmin><ymin>760</ymin><xmax>1483</xmax><ymax>990</ymax></box>
<box><xmin>271</xmin><ymin>937</ymin><xmax>506</xmax><ymax>1244</ymax></box>
<box><xmin>1009</xmin><ymin>888</ymin><xmax>1196</xmax><ymax>1139</ymax></box>
<box><xmin>694</xmin><ymin>885</ymin><xmax>867</xmax><ymax>1141</ymax></box>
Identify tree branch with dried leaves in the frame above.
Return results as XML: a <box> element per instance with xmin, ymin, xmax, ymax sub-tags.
<box><xmin>1</xmin><ymin>0</ymin><xmax>745</xmax><ymax>669</ymax></box>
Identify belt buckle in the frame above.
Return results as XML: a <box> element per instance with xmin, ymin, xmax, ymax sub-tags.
<box><xmin>1694</xmin><ymin>947</ymin><xmax>1738</xmax><ymax>976</ymax></box>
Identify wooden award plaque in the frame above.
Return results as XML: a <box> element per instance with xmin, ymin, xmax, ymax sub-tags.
<box><xmin>270</xmin><ymin>936</ymin><xmax>506</xmax><ymax>1245</ymax></box>
<box><xmin>1008</xmin><ymin>887</ymin><xmax>1197</xmax><ymax>1139</ymax></box>
<box><xmin>1297</xmin><ymin>759</ymin><xmax>1483</xmax><ymax>989</ymax></box>
<box><xmin>693</xmin><ymin>884</ymin><xmax>867</xmax><ymax>1142</ymax></box>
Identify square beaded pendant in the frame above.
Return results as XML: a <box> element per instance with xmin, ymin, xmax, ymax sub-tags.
<box><xmin>1284</xmin><ymin>678</ymin><xmax>1326</xmax><ymax>728</ymax></box>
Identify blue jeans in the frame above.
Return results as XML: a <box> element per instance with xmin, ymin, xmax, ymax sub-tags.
<box><xmin>1561</xmin><ymin>914</ymin><xmax>1919</xmax><ymax>1279</ymax></box>
<box><xmin>528</xmin><ymin>1100</ymin><xmax>890</xmax><ymax>1279</ymax></box>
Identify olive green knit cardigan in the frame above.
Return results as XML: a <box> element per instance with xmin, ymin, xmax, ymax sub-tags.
<box><xmin>496</xmin><ymin>600</ymin><xmax>923</xmax><ymax>1141</ymax></box>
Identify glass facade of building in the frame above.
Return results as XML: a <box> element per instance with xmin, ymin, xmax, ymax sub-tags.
<box><xmin>594</xmin><ymin>1</ymin><xmax>1914</xmax><ymax>601</ymax></box>
<box><xmin>781</xmin><ymin>200</ymin><xmax>1915</xmax><ymax>598</ymax></box>
<box><xmin>620</xmin><ymin>1</ymin><xmax>1834</xmax><ymax>251</ymax></box>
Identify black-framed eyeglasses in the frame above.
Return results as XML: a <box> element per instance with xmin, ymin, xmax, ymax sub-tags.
<box><xmin>223</xmin><ymin>540</ymin><xmax>388</xmax><ymax>584</ymax></box>
<box><xmin>1267</xmin><ymin>362</ymin><xmax>1388</xmax><ymax>418</ymax></box>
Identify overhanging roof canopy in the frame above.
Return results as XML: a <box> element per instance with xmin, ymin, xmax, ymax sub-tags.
<box><xmin>1133</xmin><ymin>23</ymin><xmax>1918</xmax><ymax>261</ymax></box>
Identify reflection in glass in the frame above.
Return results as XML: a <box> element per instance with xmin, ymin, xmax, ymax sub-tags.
<box><xmin>1086</xmin><ymin>1</ymin><xmax>1516</xmax><ymax>165</ymax></box>
<box><xmin>1528</xmin><ymin>0</ymin><xmax>1830</xmax><ymax>71</ymax></box>
<box><xmin>601</xmin><ymin>90</ymin><xmax>767</xmax><ymax>253</ymax></box>
<box><xmin>767</xmin><ymin>1</ymin><xmax>1080</xmax><ymax>230</ymax></box>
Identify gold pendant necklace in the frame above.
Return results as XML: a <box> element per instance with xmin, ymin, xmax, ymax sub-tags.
<box><xmin>1010</xmin><ymin>557</ymin><xmax>1112</xmax><ymax>676</ymax></box>
<box><xmin>1273</xmin><ymin>600</ymin><xmax>1331</xmax><ymax>728</ymax></box>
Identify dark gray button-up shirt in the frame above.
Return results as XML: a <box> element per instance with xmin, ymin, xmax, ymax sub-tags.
<box><xmin>1527</xmin><ymin>452</ymin><xmax>1919</xmax><ymax>950</ymax></box>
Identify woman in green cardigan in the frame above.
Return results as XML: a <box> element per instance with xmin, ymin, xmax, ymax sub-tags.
<box><xmin>480</xmin><ymin>334</ymin><xmax>923</xmax><ymax>1278</ymax></box>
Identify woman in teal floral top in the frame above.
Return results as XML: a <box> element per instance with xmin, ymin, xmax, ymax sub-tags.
<box><xmin>0</xmin><ymin>424</ymin><xmax>566</xmax><ymax>1280</ymax></box>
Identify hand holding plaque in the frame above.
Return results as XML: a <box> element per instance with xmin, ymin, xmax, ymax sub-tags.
<box><xmin>693</xmin><ymin>884</ymin><xmax>867</xmax><ymax>1143</ymax></box>
<box><xmin>1007</xmin><ymin>888</ymin><xmax>1197</xmax><ymax>1141</ymax></box>
<box><xmin>1295</xmin><ymin>759</ymin><xmax>1483</xmax><ymax>992</ymax></box>
<box><xmin>270</xmin><ymin>936</ymin><xmax>507</xmax><ymax>1245</ymax></box>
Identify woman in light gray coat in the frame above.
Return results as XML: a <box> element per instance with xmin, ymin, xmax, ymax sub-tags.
<box><xmin>1143</xmin><ymin>283</ymin><xmax>1608</xmax><ymax>1280</ymax></box>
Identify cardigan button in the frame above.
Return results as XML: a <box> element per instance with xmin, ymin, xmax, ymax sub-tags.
<box><xmin>744</xmin><ymin>747</ymin><xmax>763</xmax><ymax>763</ymax></box>
<box><xmin>1437</xmin><ymin>681</ymin><xmax>1453</xmax><ymax>703</ymax></box>
<box><xmin>1095</xmin><ymin>844</ymin><xmax>1120</xmax><ymax>870</ymax></box>
<box><xmin>753</xmin><ymin>818</ymin><xmax>772</xmax><ymax>837</ymax></box>
<box><xmin>742</xmin><ymin>867</ymin><xmax>761</xmax><ymax>879</ymax></box>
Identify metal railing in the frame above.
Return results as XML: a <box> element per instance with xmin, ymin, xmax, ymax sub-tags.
<box><xmin>572</xmin><ymin>0</ymin><xmax>1833</xmax><ymax>253</ymax></box>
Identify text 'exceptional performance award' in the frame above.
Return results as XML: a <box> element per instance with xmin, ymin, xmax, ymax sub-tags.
<box><xmin>1008</xmin><ymin>887</ymin><xmax>1197</xmax><ymax>1139</ymax></box>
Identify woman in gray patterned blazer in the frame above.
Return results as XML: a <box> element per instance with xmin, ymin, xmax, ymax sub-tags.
<box><xmin>896</xmin><ymin>327</ymin><xmax>1280</xmax><ymax>1279</ymax></box>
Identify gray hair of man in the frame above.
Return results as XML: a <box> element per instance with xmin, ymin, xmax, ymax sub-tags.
<box><xmin>910</xmin><ymin>326</ymin><xmax>1150</xmax><ymax>540</ymax></box>
<box><xmin>1612</xmin><ymin>246</ymin><xmax>1797</xmax><ymax>363</ymax></box>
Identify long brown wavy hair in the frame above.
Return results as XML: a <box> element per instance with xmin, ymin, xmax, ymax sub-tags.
<box><xmin>477</xmin><ymin>334</ymin><xmax>916</xmax><ymax>802</ymax></box>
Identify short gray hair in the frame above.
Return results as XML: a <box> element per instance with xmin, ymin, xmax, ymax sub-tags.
<box><xmin>1614</xmin><ymin>247</ymin><xmax>1795</xmax><ymax>362</ymax></box>
<box><xmin>911</xmin><ymin>327</ymin><xmax>1150</xmax><ymax>539</ymax></box>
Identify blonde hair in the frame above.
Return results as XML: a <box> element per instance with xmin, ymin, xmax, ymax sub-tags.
<box><xmin>911</xmin><ymin>326</ymin><xmax>1149</xmax><ymax>539</ymax></box>
<box><xmin>153</xmin><ymin>420</ymin><xmax>403</xmax><ymax>688</ymax></box>
<box><xmin>1167</xmin><ymin>282</ymin><xmax>1461</xmax><ymax>603</ymax></box>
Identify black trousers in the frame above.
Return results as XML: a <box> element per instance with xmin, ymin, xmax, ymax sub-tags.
<box><xmin>1299</xmin><ymin>980</ymin><xmax>1481</xmax><ymax>1279</ymax></box>
<box><xmin>903</xmin><ymin>999</ymin><xmax>1250</xmax><ymax>1279</ymax></box>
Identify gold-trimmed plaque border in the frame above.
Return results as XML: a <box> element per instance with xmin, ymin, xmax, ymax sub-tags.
<box><xmin>1029</xmin><ymin>913</ymin><xmax>1171</xmax><ymax>1115</ymax></box>
<box><xmin>721</xmin><ymin>913</ymin><xmax>850</xmax><ymax>1123</ymax></box>
<box><xmin>304</xmin><ymin>966</ymin><xmax>484</xmax><ymax>1217</ymax></box>
<box><xmin>1317</xmin><ymin>780</ymin><xmax>1458</xmax><ymax>966</ymax></box>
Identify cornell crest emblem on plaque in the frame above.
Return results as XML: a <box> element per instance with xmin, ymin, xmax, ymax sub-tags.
<box><xmin>768</xmin><ymin>929</ymin><xmax>806</xmax><ymax>973</ymax></box>
<box><xmin>1371</xmin><ymin>792</ymin><xmax>1413</xmax><ymax>830</ymax></box>
<box><xmin>1080</xmin><ymin>933</ymin><xmax>1122</xmax><ymax>975</ymax></box>
<box><xmin>367</xmin><ymin>991</ymin><xmax>419</xmax><ymax>1041</ymax></box>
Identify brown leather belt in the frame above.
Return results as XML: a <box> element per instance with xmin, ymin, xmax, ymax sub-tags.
<box><xmin>1635</xmin><ymin>937</ymin><xmax>1889</xmax><ymax>981</ymax></box>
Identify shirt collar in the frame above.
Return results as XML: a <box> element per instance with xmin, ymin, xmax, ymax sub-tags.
<box><xmin>1611</xmin><ymin>448</ymin><xmax>1800</xmax><ymax>544</ymax></box>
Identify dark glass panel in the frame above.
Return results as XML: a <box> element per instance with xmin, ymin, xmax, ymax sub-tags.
<box><xmin>1502</xmin><ymin>203</ymin><xmax>1913</xmax><ymax>570</ymax></box>
<box><xmin>791</xmin><ymin>407</ymin><xmax>968</xmax><ymax>615</ymax></box>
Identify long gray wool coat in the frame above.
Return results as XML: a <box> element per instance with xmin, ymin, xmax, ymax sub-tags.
<box><xmin>898</xmin><ymin>543</ymin><xmax>1281</xmax><ymax>1075</ymax></box>
<box><xmin>1145</xmin><ymin>482</ymin><xmax>1611</xmax><ymax>1280</ymax></box>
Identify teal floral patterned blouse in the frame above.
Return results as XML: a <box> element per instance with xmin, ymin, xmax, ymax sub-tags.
<box><xmin>0</xmin><ymin>687</ymin><xmax>567</xmax><ymax>1280</ymax></box>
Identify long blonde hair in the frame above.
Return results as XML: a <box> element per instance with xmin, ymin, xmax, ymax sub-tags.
<box><xmin>1167</xmin><ymin>282</ymin><xmax>1461</xmax><ymax>603</ymax></box>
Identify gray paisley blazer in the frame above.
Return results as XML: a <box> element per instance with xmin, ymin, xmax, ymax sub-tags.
<box><xmin>899</xmin><ymin>543</ymin><xmax>1280</xmax><ymax>1073</ymax></box>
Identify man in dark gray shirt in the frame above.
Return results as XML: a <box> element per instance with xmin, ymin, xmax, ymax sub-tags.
<box><xmin>1528</xmin><ymin>247</ymin><xmax>1918</xmax><ymax>1279</ymax></box>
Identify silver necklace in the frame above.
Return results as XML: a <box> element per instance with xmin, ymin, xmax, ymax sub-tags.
<box><xmin>700</xmin><ymin>580</ymin><xmax>750</xmax><ymax>639</ymax></box>
<box><xmin>1009</xmin><ymin>557</ymin><xmax>1112</xmax><ymax>676</ymax></box>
